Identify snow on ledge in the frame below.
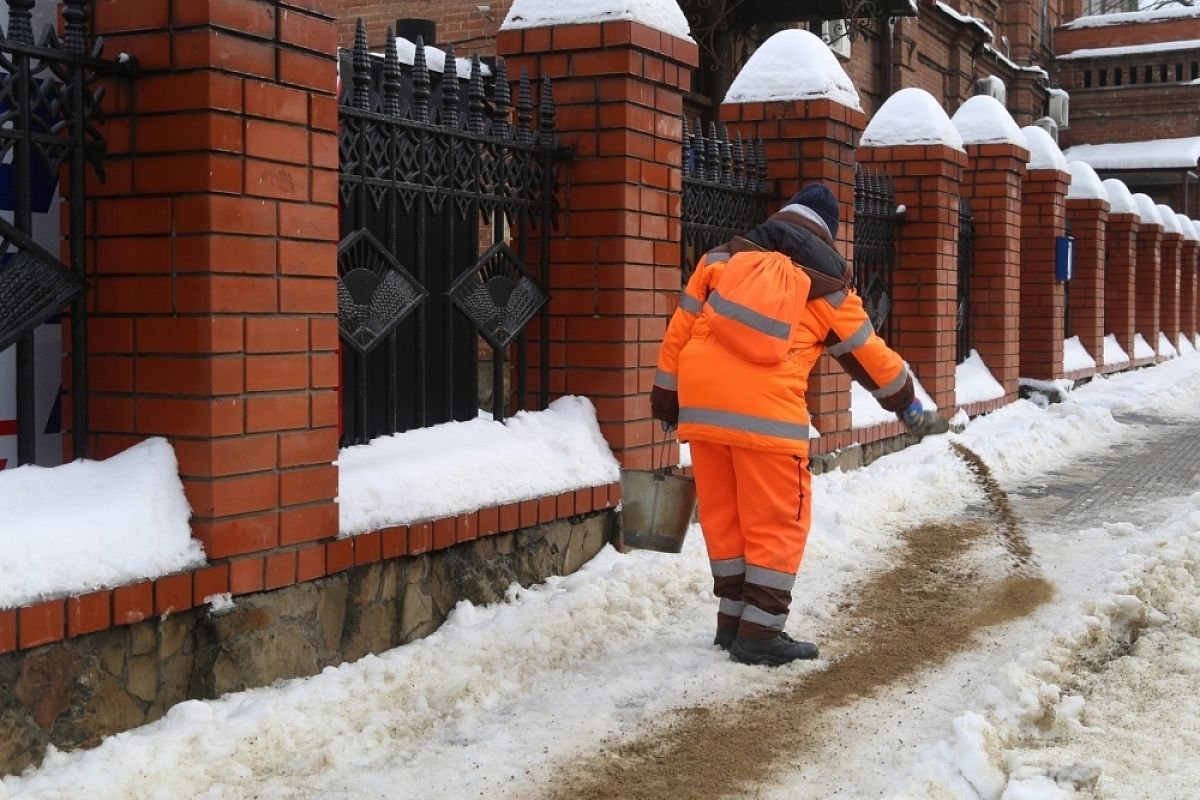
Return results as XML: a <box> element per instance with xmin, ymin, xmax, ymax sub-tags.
<box><xmin>950</xmin><ymin>95</ymin><xmax>1027</xmax><ymax>148</ymax></box>
<box><xmin>1062</xmin><ymin>137</ymin><xmax>1200</xmax><ymax>171</ymax></box>
<box><xmin>1133</xmin><ymin>193</ymin><xmax>1163</xmax><ymax>227</ymax></box>
<box><xmin>851</xmin><ymin>368</ymin><xmax>937</xmax><ymax>429</ymax></box>
<box><xmin>1020</xmin><ymin>125</ymin><xmax>1068</xmax><ymax>171</ymax></box>
<box><xmin>1133</xmin><ymin>333</ymin><xmax>1156</xmax><ymax>360</ymax></box>
<box><xmin>1063</xmin><ymin>6</ymin><xmax>1200</xmax><ymax>29</ymax></box>
<box><xmin>1058</xmin><ymin>39</ymin><xmax>1200</xmax><ymax>60</ymax></box>
<box><xmin>723</xmin><ymin>29</ymin><xmax>860</xmax><ymax>110</ymax></box>
<box><xmin>1063</xmin><ymin>336</ymin><xmax>1097</xmax><ymax>373</ymax></box>
<box><xmin>862</xmin><ymin>88</ymin><xmax>963</xmax><ymax>151</ymax></box>
<box><xmin>1066</xmin><ymin>161</ymin><xmax>1109</xmax><ymax>202</ymax></box>
<box><xmin>1103</xmin><ymin>334</ymin><xmax>1130</xmax><ymax>367</ymax></box>
<box><xmin>500</xmin><ymin>0</ymin><xmax>692</xmax><ymax>41</ymax></box>
<box><xmin>337</xmin><ymin>396</ymin><xmax>621</xmax><ymax>536</ymax></box>
<box><xmin>955</xmin><ymin>350</ymin><xmax>1005</xmax><ymax>406</ymax></box>
<box><xmin>1157</xmin><ymin>204</ymin><xmax>1182</xmax><ymax>235</ymax></box>
<box><xmin>0</xmin><ymin>438</ymin><xmax>200</xmax><ymax>609</ymax></box>
<box><xmin>1176</xmin><ymin>214</ymin><xmax>1199</xmax><ymax>241</ymax></box>
<box><xmin>1158</xmin><ymin>332</ymin><xmax>1179</xmax><ymax>359</ymax></box>
<box><xmin>1101</xmin><ymin>179</ymin><xmax>1138</xmax><ymax>215</ymax></box>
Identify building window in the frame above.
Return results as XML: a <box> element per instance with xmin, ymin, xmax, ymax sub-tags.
<box><xmin>1083</xmin><ymin>70</ymin><xmax>1091</xmax><ymax>88</ymax></box>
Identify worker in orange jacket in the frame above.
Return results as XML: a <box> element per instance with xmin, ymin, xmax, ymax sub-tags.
<box><xmin>651</xmin><ymin>183</ymin><xmax>949</xmax><ymax>666</ymax></box>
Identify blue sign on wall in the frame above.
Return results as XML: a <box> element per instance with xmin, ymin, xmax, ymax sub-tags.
<box><xmin>1055</xmin><ymin>235</ymin><xmax>1075</xmax><ymax>282</ymax></box>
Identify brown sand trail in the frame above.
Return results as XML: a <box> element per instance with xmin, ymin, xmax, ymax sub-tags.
<box><xmin>547</xmin><ymin>509</ymin><xmax>1051</xmax><ymax>800</ymax></box>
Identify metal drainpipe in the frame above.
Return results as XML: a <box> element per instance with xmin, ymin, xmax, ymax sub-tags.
<box><xmin>882</xmin><ymin>16</ymin><xmax>896</xmax><ymax>100</ymax></box>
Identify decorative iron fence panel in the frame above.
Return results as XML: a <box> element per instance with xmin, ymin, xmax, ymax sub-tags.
<box><xmin>338</xmin><ymin>22</ymin><xmax>561</xmax><ymax>446</ymax></box>
<box><xmin>853</xmin><ymin>166</ymin><xmax>901</xmax><ymax>340</ymax></box>
<box><xmin>956</xmin><ymin>196</ymin><xmax>975</xmax><ymax>363</ymax></box>
<box><xmin>680</xmin><ymin>119</ymin><xmax>770</xmax><ymax>277</ymax></box>
<box><xmin>0</xmin><ymin>0</ymin><xmax>135</xmax><ymax>465</ymax></box>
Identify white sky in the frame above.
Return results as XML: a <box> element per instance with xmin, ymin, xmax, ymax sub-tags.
<box><xmin>7</xmin><ymin>349</ymin><xmax>1200</xmax><ymax>800</ymax></box>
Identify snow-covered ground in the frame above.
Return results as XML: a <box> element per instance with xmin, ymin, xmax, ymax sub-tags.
<box><xmin>5</xmin><ymin>353</ymin><xmax>1200</xmax><ymax>800</ymax></box>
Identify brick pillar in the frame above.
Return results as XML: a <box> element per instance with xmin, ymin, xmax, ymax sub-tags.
<box><xmin>961</xmin><ymin>144</ymin><xmax>1025</xmax><ymax>403</ymax></box>
<box><xmin>498</xmin><ymin>22</ymin><xmax>697</xmax><ymax>469</ymax></box>
<box><xmin>720</xmin><ymin>99</ymin><xmax>866</xmax><ymax>452</ymax></box>
<box><xmin>1182</xmin><ymin>236</ymin><xmax>1198</xmax><ymax>344</ymax></box>
<box><xmin>1134</xmin><ymin>221</ymin><xmax>1163</xmax><ymax>361</ymax></box>
<box><xmin>1157</xmin><ymin>227</ymin><xmax>1184</xmax><ymax>350</ymax></box>
<box><xmin>857</xmin><ymin>145</ymin><xmax>964</xmax><ymax>412</ymax></box>
<box><xmin>86</xmin><ymin>1</ymin><xmax>340</xmax><ymax>581</ymax></box>
<box><xmin>1065</xmin><ymin>198</ymin><xmax>1108</xmax><ymax>369</ymax></box>
<box><xmin>1104</xmin><ymin>213</ymin><xmax>1139</xmax><ymax>367</ymax></box>
<box><xmin>1019</xmin><ymin>167</ymin><xmax>1070</xmax><ymax>380</ymax></box>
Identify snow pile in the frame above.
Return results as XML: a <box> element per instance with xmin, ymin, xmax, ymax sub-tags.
<box><xmin>723</xmin><ymin>29</ymin><xmax>860</xmax><ymax>109</ymax></box>
<box><xmin>1021</xmin><ymin>125</ymin><xmax>1068</xmax><ymax>171</ymax></box>
<box><xmin>338</xmin><ymin>396</ymin><xmax>620</xmax><ymax>535</ymax></box>
<box><xmin>862</xmin><ymin>88</ymin><xmax>964</xmax><ymax>150</ymax></box>
<box><xmin>1063</xmin><ymin>137</ymin><xmax>1200</xmax><ymax>171</ymax></box>
<box><xmin>1158</xmin><ymin>332</ymin><xmax>1179</xmax><ymax>359</ymax></box>
<box><xmin>1058</xmin><ymin>38</ymin><xmax>1200</xmax><ymax>59</ymax></box>
<box><xmin>385</xmin><ymin>37</ymin><xmax>487</xmax><ymax>76</ymax></box>
<box><xmin>1063</xmin><ymin>5</ymin><xmax>1200</xmax><ymax>28</ymax></box>
<box><xmin>1102</xmin><ymin>333</ymin><xmax>1129</xmax><ymax>366</ymax></box>
<box><xmin>500</xmin><ymin>0</ymin><xmax>692</xmax><ymax>41</ymax></box>
<box><xmin>1062</xmin><ymin>335</ymin><xmax>1097</xmax><ymax>373</ymax></box>
<box><xmin>6</xmin><ymin>357</ymin><xmax>1200</xmax><ymax>798</ymax></box>
<box><xmin>1157</xmin><ymin>204</ymin><xmax>1182</xmax><ymax>234</ymax></box>
<box><xmin>1100</xmin><ymin>179</ymin><xmax>1138</xmax><ymax>215</ymax></box>
<box><xmin>1180</xmin><ymin>334</ymin><xmax>1198</xmax><ymax>356</ymax></box>
<box><xmin>950</xmin><ymin>96</ymin><xmax>1027</xmax><ymax>148</ymax></box>
<box><xmin>1065</xmin><ymin>161</ymin><xmax>1108</xmax><ymax>202</ymax></box>
<box><xmin>0</xmin><ymin>438</ymin><xmax>200</xmax><ymax>609</ymax></box>
<box><xmin>1133</xmin><ymin>332</ymin><xmax>1156</xmax><ymax>360</ymax></box>
<box><xmin>887</xmin><ymin>490</ymin><xmax>1200</xmax><ymax>800</ymax></box>
<box><xmin>1132</xmin><ymin>193</ymin><xmax>1162</xmax><ymax>227</ymax></box>
<box><xmin>1175</xmin><ymin>214</ymin><xmax>1198</xmax><ymax>240</ymax></box>
<box><xmin>850</xmin><ymin>371</ymin><xmax>937</xmax><ymax>430</ymax></box>
<box><xmin>933</xmin><ymin>1</ymin><xmax>993</xmax><ymax>39</ymax></box>
<box><xmin>955</xmin><ymin>350</ymin><xmax>1006</xmax><ymax>406</ymax></box>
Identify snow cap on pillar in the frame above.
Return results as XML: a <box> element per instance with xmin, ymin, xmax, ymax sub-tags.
<box><xmin>950</xmin><ymin>95</ymin><xmax>1027</xmax><ymax>148</ymax></box>
<box><xmin>1019</xmin><ymin>125</ymin><xmax>1068</xmax><ymax>171</ymax></box>
<box><xmin>1156</xmin><ymin>204</ymin><xmax>1182</xmax><ymax>234</ymax></box>
<box><xmin>1101</xmin><ymin>179</ymin><xmax>1138</xmax><ymax>215</ymax></box>
<box><xmin>1175</xmin><ymin>213</ymin><xmax>1198</xmax><ymax>241</ymax></box>
<box><xmin>500</xmin><ymin>0</ymin><xmax>692</xmax><ymax>40</ymax></box>
<box><xmin>1133</xmin><ymin>193</ymin><xmax>1163</xmax><ymax>227</ymax></box>
<box><xmin>861</xmin><ymin>88</ymin><xmax>963</xmax><ymax>150</ymax></box>
<box><xmin>723</xmin><ymin>28</ymin><xmax>861</xmax><ymax>110</ymax></box>
<box><xmin>1065</xmin><ymin>161</ymin><xmax>1110</xmax><ymax>202</ymax></box>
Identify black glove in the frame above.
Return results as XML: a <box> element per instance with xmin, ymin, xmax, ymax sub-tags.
<box><xmin>650</xmin><ymin>385</ymin><xmax>679</xmax><ymax>426</ymax></box>
<box><xmin>899</xmin><ymin>399</ymin><xmax>950</xmax><ymax>439</ymax></box>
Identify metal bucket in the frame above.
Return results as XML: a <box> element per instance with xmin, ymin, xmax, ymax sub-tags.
<box><xmin>619</xmin><ymin>468</ymin><xmax>696</xmax><ymax>553</ymax></box>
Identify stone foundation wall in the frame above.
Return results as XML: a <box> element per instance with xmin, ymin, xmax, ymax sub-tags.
<box><xmin>0</xmin><ymin>511</ymin><xmax>613</xmax><ymax>775</ymax></box>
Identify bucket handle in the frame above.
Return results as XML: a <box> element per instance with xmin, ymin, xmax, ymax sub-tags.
<box><xmin>654</xmin><ymin>423</ymin><xmax>676</xmax><ymax>475</ymax></box>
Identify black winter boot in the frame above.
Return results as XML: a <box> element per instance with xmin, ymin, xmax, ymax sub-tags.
<box><xmin>714</xmin><ymin>626</ymin><xmax>737</xmax><ymax>650</ymax></box>
<box><xmin>729</xmin><ymin>632</ymin><xmax>818</xmax><ymax>665</ymax></box>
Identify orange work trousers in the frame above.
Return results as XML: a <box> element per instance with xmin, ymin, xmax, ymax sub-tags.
<box><xmin>691</xmin><ymin>440</ymin><xmax>813</xmax><ymax>573</ymax></box>
<box><xmin>690</xmin><ymin>440</ymin><xmax>813</xmax><ymax>637</ymax></box>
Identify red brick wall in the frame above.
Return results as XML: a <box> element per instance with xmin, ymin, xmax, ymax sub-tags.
<box><xmin>1066</xmin><ymin>198</ymin><xmax>1108</xmax><ymax>367</ymax></box>
<box><xmin>1103</xmin><ymin>213</ymin><xmax>1139</xmax><ymax>363</ymax></box>
<box><xmin>1020</xmin><ymin>168</ymin><xmax>1070</xmax><ymax>379</ymax></box>
<box><xmin>963</xmin><ymin>143</ymin><xmax>1026</xmax><ymax>401</ymax></box>
<box><xmin>1056</xmin><ymin>15</ymin><xmax>1200</xmax><ymax>53</ymax></box>
<box><xmin>1135</xmin><ymin>224</ymin><xmax>1163</xmax><ymax>350</ymax></box>
<box><xmin>1182</xmin><ymin>240</ymin><xmax>1199</xmax><ymax>340</ymax></box>
<box><xmin>1159</xmin><ymin>232</ymin><xmax>1184</xmax><ymax>344</ymax></box>
<box><xmin>85</xmin><ymin>0</ymin><xmax>341</xmax><ymax>587</ymax></box>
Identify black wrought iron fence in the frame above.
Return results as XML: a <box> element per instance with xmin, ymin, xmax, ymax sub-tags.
<box><xmin>853</xmin><ymin>167</ymin><xmax>901</xmax><ymax>340</ymax></box>
<box><xmin>338</xmin><ymin>21</ymin><xmax>562</xmax><ymax>446</ymax></box>
<box><xmin>956</xmin><ymin>196</ymin><xmax>975</xmax><ymax>363</ymax></box>
<box><xmin>680</xmin><ymin>119</ymin><xmax>770</xmax><ymax>277</ymax></box>
<box><xmin>0</xmin><ymin>0</ymin><xmax>135</xmax><ymax>466</ymax></box>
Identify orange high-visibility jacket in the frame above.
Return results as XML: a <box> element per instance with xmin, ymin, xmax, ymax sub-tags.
<box><xmin>655</xmin><ymin>227</ymin><xmax>914</xmax><ymax>456</ymax></box>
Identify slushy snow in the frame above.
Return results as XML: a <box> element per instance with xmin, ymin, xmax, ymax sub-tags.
<box><xmin>723</xmin><ymin>29</ymin><xmax>861</xmax><ymax>110</ymax></box>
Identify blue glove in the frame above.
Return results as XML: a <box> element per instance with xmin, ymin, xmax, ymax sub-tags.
<box><xmin>899</xmin><ymin>399</ymin><xmax>950</xmax><ymax>439</ymax></box>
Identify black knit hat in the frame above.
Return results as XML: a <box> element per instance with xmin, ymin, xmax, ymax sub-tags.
<box><xmin>788</xmin><ymin>183</ymin><xmax>840</xmax><ymax>241</ymax></box>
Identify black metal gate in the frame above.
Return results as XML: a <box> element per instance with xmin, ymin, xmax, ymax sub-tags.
<box><xmin>337</xmin><ymin>22</ymin><xmax>562</xmax><ymax>446</ymax></box>
<box><xmin>680</xmin><ymin>119</ymin><xmax>770</xmax><ymax>277</ymax></box>
<box><xmin>853</xmin><ymin>167</ymin><xmax>900</xmax><ymax>340</ymax></box>
<box><xmin>0</xmin><ymin>0</ymin><xmax>135</xmax><ymax>466</ymax></box>
<box><xmin>956</xmin><ymin>196</ymin><xmax>974</xmax><ymax>362</ymax></box>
